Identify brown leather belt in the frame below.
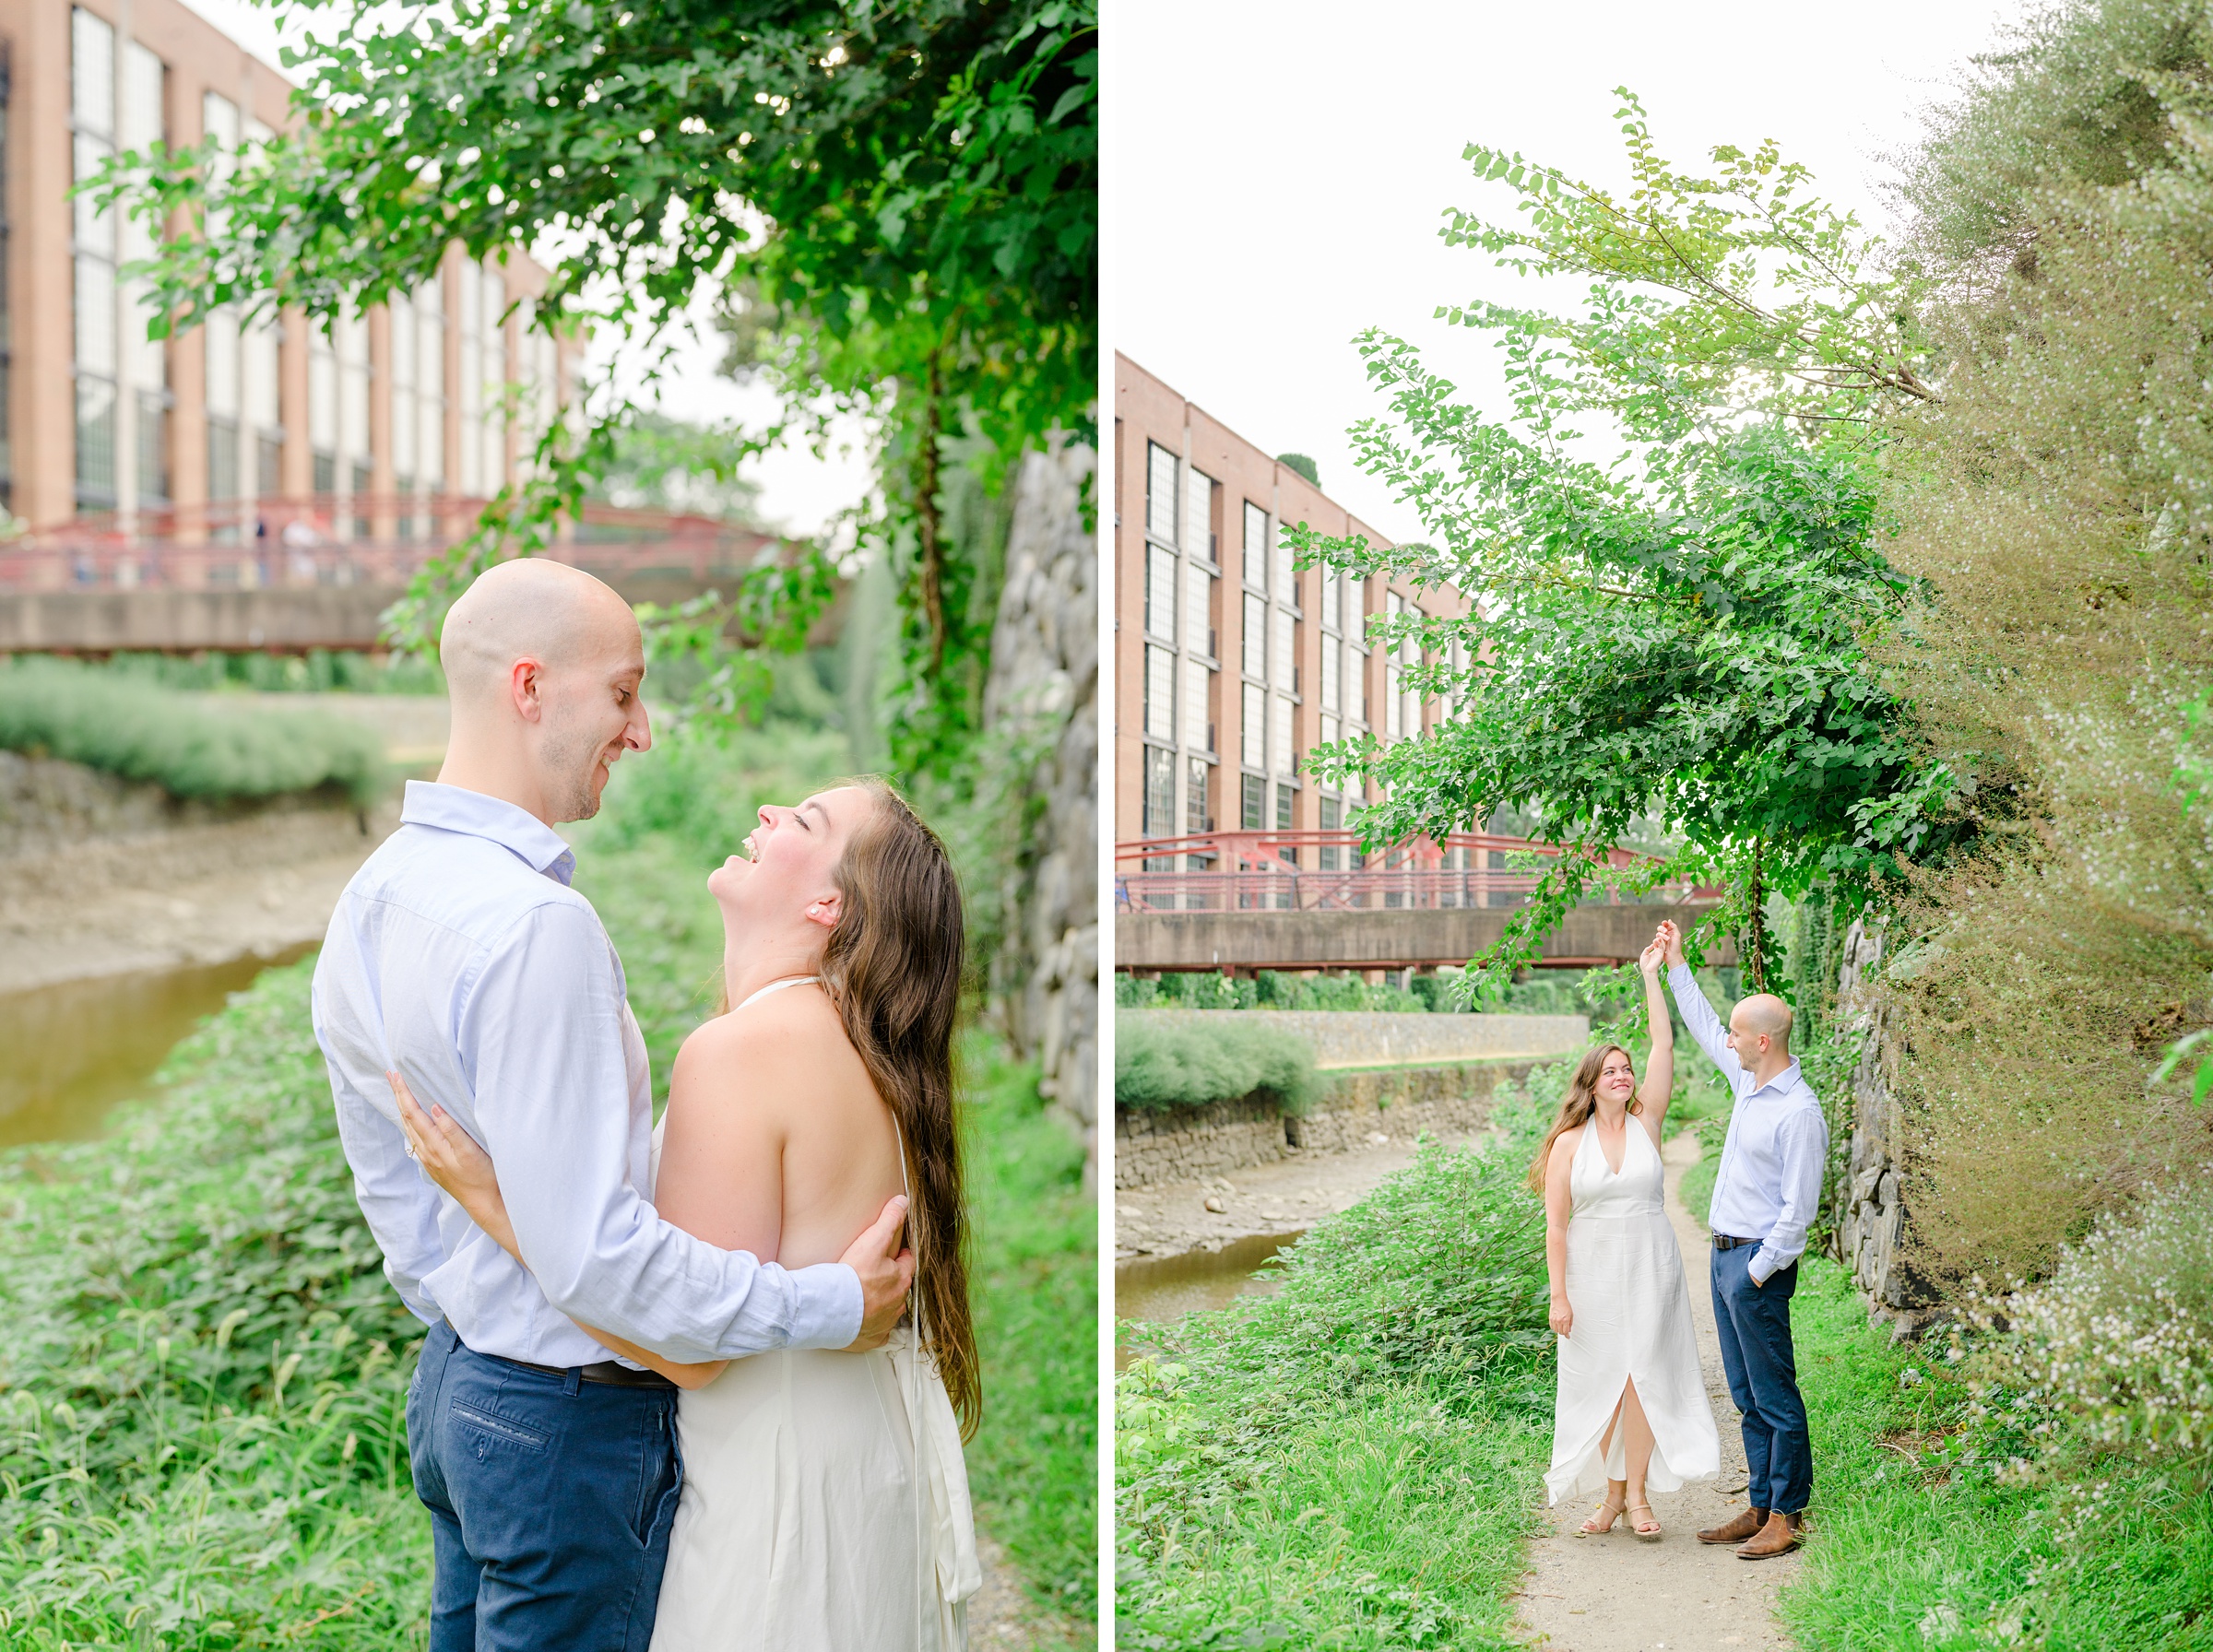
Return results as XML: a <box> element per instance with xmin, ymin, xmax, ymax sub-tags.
<box><xmin>498</xmin><ymin>1354</ymin><xmax>677</xmax><ymax>1390</ymax></box>
<box><xmin>1711</xmin><ymin>1234</ymin><xmax>1760</xmax><ymax>1252</ymax></box>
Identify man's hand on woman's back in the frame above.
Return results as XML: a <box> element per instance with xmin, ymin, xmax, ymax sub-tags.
<box><xmin>839</xmin><ymin>1195</ymin><xmax>916</xmax><ymax>1351</ymax></box>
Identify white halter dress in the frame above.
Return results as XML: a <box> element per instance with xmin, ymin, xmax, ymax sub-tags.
<box><xmin>1544</xmin><ymin>1116</ymin><xmax>1722</xmax><ymax>1504</ymax></box>
<box><xmin>646</xmin><ymin>976</ymin><xmax>980</xmax><ymax>1651</ymax></box>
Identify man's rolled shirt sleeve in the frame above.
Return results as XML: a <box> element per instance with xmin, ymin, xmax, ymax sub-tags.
<box><xmin>1749</xmin><ymin>1107</ymin><xmax>1828</xmax><ymax>1285</ymax></box>
<box><xmin>462</xmin><ymin>903</ymin><xmax>862</xmax><ymax>1360</ymax></box>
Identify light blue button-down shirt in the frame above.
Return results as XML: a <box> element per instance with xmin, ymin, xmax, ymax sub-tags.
<box><xmin>1669</xmin><ymin>963</ymin><xmax>1828</xmax><ymax>1285</ymax></box>
<box><xmin>311</xmin><ymin>781</ymin><xmax>862</xmax><ymax>1366</ymax></box>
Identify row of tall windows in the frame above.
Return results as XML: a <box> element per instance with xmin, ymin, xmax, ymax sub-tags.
<box><xmin>1135</xmin><ymin>433</ymin><xmax>1446</xmax><ymax>845</ymax></box>
<box><xmin>68</xmin><ymin>6</ymin><xmax>539</xmax><ymax>529</ymax></box>
<box><xmin>72</xmin><ymin>7</ymin><xmax>164</xmax><ymax>511</ymax></box>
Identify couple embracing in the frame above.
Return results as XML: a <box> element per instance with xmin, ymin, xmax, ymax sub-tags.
<box><xmin>1534</xmin><ymin>920</ymin><xmax>1826</xmax><ymax>1560</ymax></box>
<box><xmin>311</xmin><ymin>559</ymin><xmax>979</xmax><ymax>1650</ymax></box>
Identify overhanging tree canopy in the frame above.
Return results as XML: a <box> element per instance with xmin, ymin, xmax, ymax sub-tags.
<box><xmin>100</xmin><ymin>0</ymin><xmax>1096</xmax><ymax>765</ymax></box>
<box><xmin>1287</xmin><ymin>94</ymin><xmax>1962</xmax><ymax>997</ymax></box>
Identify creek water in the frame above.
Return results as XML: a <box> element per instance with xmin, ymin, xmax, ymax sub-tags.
<box><xmin>0</xmin><ymin>945</ymin><xmax>314</xmax><ymax>1150</ymax></box>
<box><xmin>1114</xmin><ymin>1230</ymin><xmax>1307</xmax><ymax>1369</ymax></box>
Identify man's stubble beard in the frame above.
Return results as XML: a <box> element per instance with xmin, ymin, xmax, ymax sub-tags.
<box><xmin>538</xmin><ymin>710</ymin><xmax>608</xmax><ymax>824</ymax></box>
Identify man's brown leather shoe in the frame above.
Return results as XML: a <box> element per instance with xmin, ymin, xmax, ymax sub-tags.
<box><xmin>1736</xmin><ymin>1510</ymin><xmax>1803</xmax><ymax>1560</ymax></box>
<box><xmin>1697</xmin><ymin>1506</ymin><xmax>1768</xmax><ymax>1545</ymax></box>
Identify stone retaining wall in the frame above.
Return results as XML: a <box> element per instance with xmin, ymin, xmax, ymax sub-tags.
<box><xmin>1114</xmin><ymin>1094</ymin><xmax>1288</xmax><ymax>1188</ymax></box>
<box><xmin>1114</xmin><ymin>1057</ymin><xmax>1535</xmax><ymax>1188</ymax></box>
<box><xmin>1828</xmin><ymin>918</ymin><xmax>1935</xmax><ymax>1320</ymax></box>
<box><xmin>982</xmin><ymin>442</ymin><xmax>1099</xmax><ymax>1169</ymax></box>
<box><xmin>1129</xmin><ymin>1008</ymin><xmax>1585</xmax><ymax>1068</ymax></box>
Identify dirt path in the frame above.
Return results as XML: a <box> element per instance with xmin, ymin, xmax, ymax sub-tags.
<box><xmin>1513</xmin><ymin>1132</ymin><xmax>1798</xmax><ymax>1652</ymax></box>
<box><xmin>964</xmin><ymin>1531</ymin><xmax>1092</xmax><ymax>1651</ymax></box>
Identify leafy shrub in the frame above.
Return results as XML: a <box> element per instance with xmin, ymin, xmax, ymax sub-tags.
<box><xmin>0</xmin><ymin>961</ymin><xmax>430</xmax><ymax>1648</ymax></box>
<box><xmin>1118</xmin><ymin>1136</ymin><xmax>1553</xmax><ymax>1649</ymax></box>
<box><xmin>1116</xmin><ymin>969</ymin><xmax>1428</xmax><ymax>1012</ymax></box>
<box><xmin>1114</xmin><ymin>1011</ymin><xmax>1320</xmax><ymax>1115</ymax></box>
<box><xmin>1183</xmin><ymin>1139</ymin><xmax>1550</xmax><ymax>1392</ymax></box>
<box><xmin>589</xmin><ymin>714</ymin><xmax>852</xmax><ymax>864</ymax></box>
<box><xmin>92</xmin><ymin>648</ymin><xmax>446</xmax><ymax>695</ymax></box>
<box><xmin>0</xmin><ymin>658</ymin><xmax>386</xmax><ymax>805</ymax></box>
<box><xmin>1967</xmin><ymin>1174</ymin><xmax>2213</xmax><ymax>1476</ymax></box>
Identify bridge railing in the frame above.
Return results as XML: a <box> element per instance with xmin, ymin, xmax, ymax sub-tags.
<box><xmin>0</xmin><ymin>498</ymin><xmax>779</xmax><ymax>594</ymax></box>
<box><xmin>1115</xmin><ymin>829</ymin><xmax>1716</xmax><ymax>914</ymax></box>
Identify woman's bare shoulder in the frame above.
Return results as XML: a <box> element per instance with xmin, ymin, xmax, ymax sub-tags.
<box><xmin>1549</xmin><ymin>1125</ymin><xmax>1584</xmax><ymax>1162</ymax></box>
<box><xmin>673</xmin><ymin>989</ymin><xmax>859</xmax><ymax>1105</ymax></box>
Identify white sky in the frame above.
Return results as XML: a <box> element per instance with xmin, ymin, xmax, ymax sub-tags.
<box><xmin>176</xmin><ymin>0</ymin><xmax>876</xmax><ymax>537</ymax></box>
<box><xmin>1109</xmin><ymin>0</ymin><xmax>2035</xmax><ymax>542</ymax></box>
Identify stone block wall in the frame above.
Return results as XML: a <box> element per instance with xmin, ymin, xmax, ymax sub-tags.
<box><xmin>1114</xmin><ymin>1057</ymin><xmax>1535</xmax><ymax>1187</ymax></box>
<box><xmin>1828</xmin><ymin>917</ymin><xmax>1933</xmax><ymax>1317</ymax></box>
<box><xmin>1114</xmin><ymin>1095</ymin><xmax>1288</xmax><ymax>1188</ymax></box>
<box><xmin>981</xmin><ymin>442</ymin><xmax>1099</xmax><ymax>1165</ymax></box>
<box><xmin>1286</xmin><ymin>1061</ymin><xmax>1521</xmax><ymax>1154</ymax></box>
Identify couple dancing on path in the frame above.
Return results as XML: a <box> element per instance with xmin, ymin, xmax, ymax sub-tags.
<box><xmin>311</xmin><ymin>558</ymin><xmax>980</xmax><ymax>1651</ymax></box>
<box><xmin>1536</xmin><ymin>920</ymin><xmax>1827</xmax><ymax>1561</ymax></box>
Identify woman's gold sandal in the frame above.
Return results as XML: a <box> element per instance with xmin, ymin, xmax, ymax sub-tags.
<box><xmin>1576</xmin><ymin>1493</ymin><xmax>1626</xmax><ymax>1536</ymax></box>
<box><xmin>1627</xmin><ymin>1499</ymin><xmax>1663</xmax><ymax>1541</ymax></box>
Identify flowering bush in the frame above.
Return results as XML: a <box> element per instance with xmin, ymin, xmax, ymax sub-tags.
<box><xmin>1968</xmin><ymin>1174</ymin><xmax>2213</xmax><ymax>1476</ymax></box>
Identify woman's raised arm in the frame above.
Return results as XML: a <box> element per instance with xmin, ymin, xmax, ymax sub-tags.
<box><xmin>1637</xmin><ymin>938</ymin><xmax>1675</xmax><ymax>1138</ymax></box>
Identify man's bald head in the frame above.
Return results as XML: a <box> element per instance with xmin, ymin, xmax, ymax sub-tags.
<box><xmin>432</xmin><ymin>557</ymin><xmax>653</xmax><ymax>824</ymax></box>
<box><xmin>439</xmin><ymin>557</ymin><xmax>639</xmax><ymax>708</ymax></box>
<box><xmin>1732</xmin><ymin>993</ymin><xmax>1795</xmax><ymax>1048</ymax></box>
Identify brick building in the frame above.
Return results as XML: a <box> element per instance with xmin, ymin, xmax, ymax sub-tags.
<box><xmin>1113</xmin><ymin>353</ymin><xmax>1470</xmax><ymax>851</ymax></box>
<box><xmin>0</xmin><ymin>0</ymin><xmax>566</xmax><ymax>568</ymax></box>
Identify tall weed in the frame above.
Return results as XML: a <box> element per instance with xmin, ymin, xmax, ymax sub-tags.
<box><xmin>0</xmin><ymin>658</ymin><xmax>387</xmax><ymax>806</ymax></box>
<box><xmin>0</xmin><ymin>962</ymin><xmax>429</xmax><ymax>1648</ymax></box>
<box><xmin>1118</xmin><ymin>1133</ymin><xmax>1554</xmax><ymax>1649</ymax></box>
<box><xmin>1967</xmin><ymin>1173</ymin><xmax>2213</xmax><ymax>1476</ymax></box>
<box><xmin>1113</xmin><ymin>1012</ymin><xmax>1320</xmax><ymax>1115</ymax></box>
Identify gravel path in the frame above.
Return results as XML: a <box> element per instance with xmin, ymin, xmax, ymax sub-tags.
<box><xmin>1514</xmin><ymin>1131</ymin><xmax>1799</xmax><ymax>1652</ymax></box>
<box><xmin>964</xmin><ymin>1531</ymin><xmax>1092</xmax><ymax>1651</ymax></box>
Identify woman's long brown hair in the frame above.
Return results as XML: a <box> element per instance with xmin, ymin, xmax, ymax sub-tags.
<box><xmin>1525</xmin><ymin>1044</ymin><xmax>1640</xmax><ymax>1193</ymax></box>
<box><xmin>818</xmin><ymin>779</ymin><xmax>979</xmax><ymax>1437</ymax></box>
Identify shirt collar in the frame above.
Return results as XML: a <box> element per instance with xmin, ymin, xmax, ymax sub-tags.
<box><xmin>1746</xmin><ymin>1058</ymin><xmax>1805</xmax><ymax>1102</ymax></box>
<box><xmin>401</xmin><ymin>780</ymin><xmax>577</xmax><ymax>887</ymax></box>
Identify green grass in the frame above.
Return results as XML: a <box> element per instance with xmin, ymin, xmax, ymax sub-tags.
<box><xmin>0</xmin><ymin>657</ymin><xmax>388</xmax><ymax>805</ymax></box>
<box><xmin>963</xmin><ymin>1046</ymin><xmax>1099</xmax><ymax>1622</ymax></box>
<box><xmin>0</xmin><ymin>962</ymin><xmax>432</xmax><ymax>1648</ymax></box>
<box><xmin>1118</xmin><ymin>1109</ymin><xmax>1556</xmax><ymax>1650</ymax></box>
<box><xmin>1781</xmin><ymin>1258</ymin><xmax>2213</xmax><ymax>1649</ymax></box>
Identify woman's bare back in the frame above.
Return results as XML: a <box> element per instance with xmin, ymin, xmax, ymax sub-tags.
<box><xmin>656</xmin><ymin>982</ymin><xmax>906</xmax><ymax>1269</ymax></box>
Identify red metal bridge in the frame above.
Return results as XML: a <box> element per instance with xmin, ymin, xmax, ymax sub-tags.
<box><xmin>0</xmin><ymin>497</ymin><xmax>804</xmax><ymax>653</ymax></box>
<box><xmin>1115</xmin><ymin>829</ymin><xmax>1729</xmax><ymax>974</ymax></box>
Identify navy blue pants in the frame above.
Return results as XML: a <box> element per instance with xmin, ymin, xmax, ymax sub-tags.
<box><xmin>406</xmin><ymin>1321</ymin><xmax>683</xmax><ymax>1652</ymax></box>
<box><xmin>1709</xmin><ymin>1245</ymin><xmax>1812</xmax><ymax>1515</ymax></box>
